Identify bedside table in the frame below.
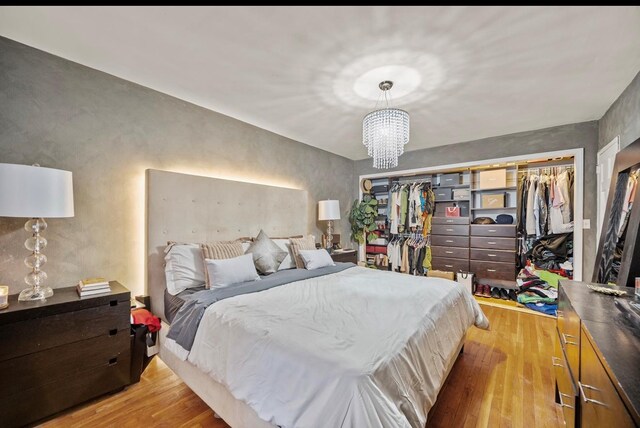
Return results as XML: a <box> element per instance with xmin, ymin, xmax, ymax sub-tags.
<box><xmin>0</xmin><ymin>281</ymin><xmax>131</xmax><ymax>427</ymax></box>
<box><xmin>330</xmin><ymin>250</ymin><xmax>358</xmax><ymax>264</ymax></box>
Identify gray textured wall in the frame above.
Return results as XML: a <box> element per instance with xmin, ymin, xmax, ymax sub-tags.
<box><xmin>355</xmin><ymin>121</ymin><xmax>599</xmax><ymax>280</ymax></box>
<box><xmin>599</xmin><ymin>70</ymin><xmax>640</xmax><ymax>150</ymax></box>
<box><xmin>0</xmin><ymin>37</ymin><xmax>355</xmax><ymax>296</ymax></box>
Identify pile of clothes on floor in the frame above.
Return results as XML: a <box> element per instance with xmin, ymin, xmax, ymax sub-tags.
<box><xmin>514</xmin><ymin>265</ymin><xmax>564</xmax><ymax>316</ymax></box>
<box><xmin>523</xmin><ymin>232</ymin><xmax>574</xmax><ymax>275</ymax></box>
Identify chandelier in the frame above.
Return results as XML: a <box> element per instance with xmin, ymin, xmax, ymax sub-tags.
<box><xmin>362</xmin><ymin>80</ymin><xmax>410</xmax><ymax>169</ymax></box>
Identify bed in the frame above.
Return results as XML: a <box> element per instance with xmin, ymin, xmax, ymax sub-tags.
<box><xmin>146</xmin><ymin>169</ymin><xmax>489</xmax><ymax>428</ymax></box>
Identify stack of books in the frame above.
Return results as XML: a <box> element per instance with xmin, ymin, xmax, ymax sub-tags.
<box><xmin>77</xmin><ymin>277</ymin><xmax>111</xmax><ymax>297</ymax></box>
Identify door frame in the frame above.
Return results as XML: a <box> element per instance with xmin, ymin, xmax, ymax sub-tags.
<box><xmin>358</xmin><ymin>148</ymin><xmax>585</xmax><ymax>281</ymax></box>
<box><xmin>596</xmin><ymin>135</ymin><xmax>620</xmax><ymax>244</ymax></box>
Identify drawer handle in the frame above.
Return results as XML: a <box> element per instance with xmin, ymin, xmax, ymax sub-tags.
<box><xmin>487</xmin><ymin>254</ymin><xmax>497</xmax><ymax>257</ymax></box>
<box><xmin>562</xmin><ymin>333</ymin><xmax>578</xmax><ymax>346</ymax></box>
<box><xmin>488</xmin><ymin>229</ymin><xmax>497</xmax><ymax>232</ymax></box>
<box><xmin>445</xmin><ymin>251</ymin><xmax>454</xmax><ymax>254</ymax></box>
<box><xmin>109</xmin><ymin>328</ymin><xmax>118</xmax><ymax>336</ymax></box>
<box><xmin>446</xmin><ymin>220</ymin><xmax>453</xmax><ymax>223</ymax></box>
<box><xmin>110</xmin><ymin>300</ymin><xmax>118</xmax><ymax>307</ymax></box>
<box><xmin>445</xmin><ymin>240</ymin><xmax>454</xmax><ymax>243</ymax></box>
<box><xmin>487</xmin><ymin>269</ymin><xmax>497</xmax><ymax>272</ymax></box>
<box><xmin>445</xmin><ymin>264</ymin><xmax>453</xmax><ymax>268</ymax></box>
<box><xmin>108</xmin><ymin>357</ymin><xmax>118</xmax><ymax>366</ymax></box>
<box><xmin>559</xmin><ymin>392</ymin><xmax>574</xmax><ymax>409</ymax></box>
<box><xmin>446</xmin><ymin>228</ymin><xmax>454</xmax><ymax>232</ymax></box>
<box><xmin>551</xmin><ymin>356</ymin><xmax>564</xmax><ymax>368</ymax></box>
<box><xmin>487</xmin><ymin>241</ymin><xmax>496</xmax><ymax>245</ymax></box>
<box><xmin>579</xmin><ymin>382</ymin><xmax>609</xmax><ymax>407</ymax></box>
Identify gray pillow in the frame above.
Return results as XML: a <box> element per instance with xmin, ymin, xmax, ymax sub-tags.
<box><xmin>246</xmin><ymin>230</ymin><xmax>288</xmax><ymax>275</ymax></box>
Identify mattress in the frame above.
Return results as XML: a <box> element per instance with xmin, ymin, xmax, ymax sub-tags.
<box><xmin>179</xmin><ymin>266</ymin><xmax>488</xmax><ymax>428</ymax></box>
<box><xmin>164</xmin><ymin>286</ymin><xmax>205</xmax><ymax>324</ymax></box>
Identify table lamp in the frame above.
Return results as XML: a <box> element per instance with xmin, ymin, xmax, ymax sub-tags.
<box><xmin>318</xmin><ymin>200</ymin><xmax>340</xmax><ymax>250</ymax></box>
<box><xmin>0</xmin><ymin>163</ymin><xmax>75</xmax><ymax>301</ymax></box>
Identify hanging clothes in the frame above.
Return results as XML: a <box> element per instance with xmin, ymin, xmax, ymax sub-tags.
<box><xmin>525</xmin><ymin>175</ymin><xmax>538</xmax><ymax>235</ymax></box>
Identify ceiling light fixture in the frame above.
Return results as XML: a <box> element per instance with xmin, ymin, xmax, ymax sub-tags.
<box><xmin>362</xmin><ymin>80</ymin><xmax>410</xmax><ymax>169</ymax></box>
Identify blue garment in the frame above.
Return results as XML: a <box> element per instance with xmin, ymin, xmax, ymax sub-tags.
<box><xmin>525</xmin><ymin>302</ymin><xmax>557</xmax><ymax>316</ymax></box>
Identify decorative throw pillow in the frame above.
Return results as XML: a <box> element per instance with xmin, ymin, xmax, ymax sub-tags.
<box><xmin>204</xmin><ymin>253</ymin><xmax>260</xmax><ymax>289</ymax></box>
<box><xmin>298</xmin><ymin>249</ymin><xmax>335</xmax><ymax>270</ymax></box>
<box><xmin>164</xmin><ymin>243</ymin><xmax>206</xmax><ymax>295</ymax></box>
<box><xmin>200</xmin><ymin>240</ymin><xmax>245</xmax><ymax>288</ymax></box>
<box><xmin>245</xmin><ymin>230</ymin><xmax>288</xmax><ymax>275</ymax></box>
<box><xmin>272</xmin><ymin>238</ymin><xmax>297</xmax><ymax>270</ymax></box>
<box><xmin>290</xmin><ymin>235</ymin><xmax>317</xmax><ymax>268</ymax></box>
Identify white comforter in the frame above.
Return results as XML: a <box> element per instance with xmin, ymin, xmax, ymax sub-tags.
<box><xmin>187</xmin><ymin>266</ymin><xmax>489</xmax><ymax>428</ymax></box>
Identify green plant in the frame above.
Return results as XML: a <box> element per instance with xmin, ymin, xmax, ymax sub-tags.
<box><xmin>348</xmin><ymin>194</ymin><xmax>379</xmax><ymax>244</ymax></box>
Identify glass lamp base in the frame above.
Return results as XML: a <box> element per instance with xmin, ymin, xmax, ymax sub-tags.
<box><xmin>18</xmin><ymin>286</ymin><xmax>53</xmax><ymax>301</ymax></box>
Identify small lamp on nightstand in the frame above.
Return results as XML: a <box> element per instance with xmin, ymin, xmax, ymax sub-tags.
<box><xmin>318</xmin><ymin>200</ymin><xmax>340</xmax><ymax>251</ymax></box>
<box><xmin>0</xmin><ymin>163</ymin><xmax>75</xmax><ymax>301</ymax></box>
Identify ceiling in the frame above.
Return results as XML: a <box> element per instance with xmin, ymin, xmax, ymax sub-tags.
<box><xmin>1</xmin><ymin>6</ymin><xmax>639</xmax><ymax>160</ymax></box>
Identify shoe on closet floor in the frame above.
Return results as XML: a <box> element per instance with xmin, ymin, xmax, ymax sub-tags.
<box><xmin>490</xmin><ymin>287</ymin><xmax>501</xmax><ymax>299</ymax></box>
<box><xmin>508</xmin><ymin>289</ymin><xmax>517</xmax><ymax>301</ymax></box>
<box><xmin>499</xmin><ymin>288</ymin><xmax>509</xmax><ymax>300</ymax></box>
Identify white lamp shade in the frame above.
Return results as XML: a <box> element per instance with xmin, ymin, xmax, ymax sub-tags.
<box><xmin>0</xmin><ymin>163</ymin><xmax>75</xmax><ymax>218</ymax></box>
<box><xmin>318</xmin><ymin>200</ymin><xmax>340</xmax><ymax>221</ymax></box>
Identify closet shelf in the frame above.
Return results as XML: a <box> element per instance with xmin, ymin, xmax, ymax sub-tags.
<box><xmin>435</xmin><ymin>199</ymin><xmax>470</xmax><ymax>203</ymax></box>
<box><xmin>433</xmin><ymin>184</ymin><xmax>470</xmax><ymax>189</ymax></box>
<box><xmin>470</xmin><ymin>186</ymin><xmax>517</xmax><ymax>192</ymax></box>
<box><xmin>471</xmin><ymin>207</ymin><xmax>517</xmax><ymax>211</ymax></box>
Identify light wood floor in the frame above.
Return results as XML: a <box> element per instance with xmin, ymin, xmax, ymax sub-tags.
<box><xmin>42</xmin><ymin>305</ymin><xmax>562</xmax><ymax>428</ymax></box>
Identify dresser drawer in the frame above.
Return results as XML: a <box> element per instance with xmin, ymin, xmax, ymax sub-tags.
<box><xmin>434</xmin><ymin>188</ymin><xmax>452</xmax><ymax>201</ymax></box>
<box><xmin>431</xmin><ymin>235</ymin><xmax>469</xmax><ymax>248</ymax></box>
<box><xmin>470</xmin><ymin>260</ymin><xmax>515</xmax><ymax>280</ymax></box>
<box><xmin>0</xmin><ymin>300</ymin><xmax>130</xmax><ymax>361</ymax></box>
<box><xmin>553</xmin><ymin>328</ymin><xmax>576</xmax><ymax>428</ymax></box>
<box><xmin>470</xmin><ymin>248</ymin><xmax>515</xmax><ymax>263</ymax></box>
<box><xmin>1</xmin><ymin>346</ymin><xmax>131</xmax><ymax>427</ymax></box>
<box><xmin>557</xmin><ymin>291</ymin><xmax>581</xmax><ymax>381</ymax></box>
<box><xmin>432</xmin><ymin>257</ymin><xmax>469</xmax><ymax>272</ymax></box>
<box><xmin>580</xmin><ymin>328</ymin><xmax>635</xmax><ymax>428</ymax></box>
<box><xmin>431</xmin><ymin>246</ymin><xmax>469</xmax><ymax>259</ymax></box>
<box><xmin>470</xmin><ymin>236</ymin><xmax>516</xmax><ymax>250</ymax></box>
<box><xmin>432</xmin><ymin>216</ymin><xmax>469</xmax><ymax>225</ymax></box>
<box><xmin>470</xmin><ymin>224</ymin><xmax>516</xmax><ymax>238</ymax></box>
<box><xmin>432</xmin><ymin>224</ymin><xmax>469</xmax><ymax>236</ymax></box>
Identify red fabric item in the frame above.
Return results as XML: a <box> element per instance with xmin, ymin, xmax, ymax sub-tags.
<box><xmin>131</xmin><ymin>308</ymin><xmax>162</xmax><ymax>333</ymax></box>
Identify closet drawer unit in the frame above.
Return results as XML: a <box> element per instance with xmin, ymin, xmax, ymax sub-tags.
<box><xmin>553</xmin><ymin>328</ymin><xmax>576</xmax><ymax>428</ymax></box>
<box><xmin>580</xmin><ymin>328</ymin><xmax>635</xmax><ymax>428</ymax></box>
<box><xmin>470</xmin><ymin>236</ymin><xmax>515</xmax><ymax>250</ymax></box>
<box><xmin>431</xmin><ymin>235</ymin><xmax>469</xmax><ymax>248</ymax></box>
<box><xmin>470</xmin><ymin>224</ymin><xmax>516</xmax><ymax>238</ymax></box>
<box><xmin>432</xmin><ymin>224</ymin><xmax>469</xmax><ymax>236</ymax></box>
<box><xmin>440</xmin><ymin>173</ymin><xmax>460</xmax><ymax>186</ymax></box>
<box><xmin>470</xmin><ymin>260</ymin><xmax>515</xmax><ymax>280</ymax></box>
<box><xmin>469</xmin><ymin>248</ymin><xmax>515</xmax><ymax>263</ymax></box>
<box><xmin>432</xmin><ymin>257</ymin><xmax>469</xmax><ymax>272</ymax></box>
<box><xmin>431</xmin><ymin>246</ymin><xmax>469</xmax><ymax>260</ymax></box>
<box><xmin>432</xmin><ymin>216</ymin><xmax>469</xmax><ymax>225</ymax></box>
<box><xmin>434</xmin><ymin>188</ymin><xmax>452</xmax><ymax>201</ymax></box>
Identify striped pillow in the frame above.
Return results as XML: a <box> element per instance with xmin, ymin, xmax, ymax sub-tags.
<box><xmin>201</xmin><ymin>240</ymin><xmax>245</xmax><ymax>288</ymax></box>
<box><xmin>290</xmin><ymin>235</ymin><xmax>317</xmax><ymax>269</ymax></box>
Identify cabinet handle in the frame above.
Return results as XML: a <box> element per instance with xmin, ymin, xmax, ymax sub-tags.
<box><xmin>561</xmin><ymin>333</ymin><xmax>578</xmax><ymax>346</ymax></box>
<box><xmin>487</xmin><ymin>269</ymin><xmax>497</xmax><ymax>272</ymax></box>
<box><xmin>551</xmin><ymin>356</ymin><xmax>564</xmax><ymax>368</ymax></box>
<box><xmin>109</xmin><ymin>328</ymin><xmax>118</xmax><ymax>336</ymax></box>
<box><xmin>446</xmin><ymin>220</ymin><xmax>453</xmax><ymax>223</ymax></box>
<box><xmin>579</xmin><ymin>382</ymin><xmax>609</xmax><ymax>407</ymax></box>
<box><xmin>488</xmin><ymin>254</ymin><xmax>497</xmax><ymax>257</ymax></box>
<box><xmin>488</xmin><ymin>241</ymin><xmax>496</xmax><ymax>245</ymax></box>
<box><xmin>445</xmin><ymin>251</ymin><xmax>454</xmax><ymax>254</ymax></box>
<box><xmin>445</xmin><ymin>240</ymin><xmax>454</xmax><ymax>243</ymax></box>
<box><xmin>108</xmin><ymin>357</ymin><xmax>118</xmax><ymax>366</ymax></box>
<box><xmin>559</xmin><ymin>392</ymin><xmax>574</xmax><ymax>409</ymax></box>
<box><xmin>446</xmin><ymin>228</ymin><xmax>454</xmax><ymax>232</ymax></box>
<box><xmin>488</xmin><ymin>229</ymin><xmax>497</xmax><ymax>232</ymax></box>
<box><xmin>445</xmin><ymin>264</ymin><xmax>453</xmax><ymax>268</ymax></box>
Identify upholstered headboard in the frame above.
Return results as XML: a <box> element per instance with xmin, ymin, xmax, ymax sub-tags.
<box><xmin>146</xmin><ymin>169</ymin><xmax>309</xmax><ymax>321</ymax></box>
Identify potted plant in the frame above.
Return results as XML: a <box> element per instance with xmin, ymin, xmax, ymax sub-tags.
<box><xmin>348</xmin><ymin>194</ymin><xmax>379</xmax><ymax>244</ymax></box>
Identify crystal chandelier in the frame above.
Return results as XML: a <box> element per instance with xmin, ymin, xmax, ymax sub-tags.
<box><xmin>362</xmin><ymin>80</ymin><xmax>410</xmax><ymax>169</ymax></box>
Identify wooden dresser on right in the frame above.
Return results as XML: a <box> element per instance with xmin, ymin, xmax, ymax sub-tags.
<box><xmin>555</xmin><ymin>280</ymin><xmax>640</xmax><ymax>428</ymax></box>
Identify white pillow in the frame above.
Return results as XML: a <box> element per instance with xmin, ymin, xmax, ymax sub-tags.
<box><xmin>164</xmin><ymin>243</ymin><xmax>206</xmax><ymax>295</ymax></box>
<box><xmin>272</xmin><ymin>238</ymin><xmax>296</xmax><ymax>270</ymax></box>
<box><xmin>298</xmin><ymin>249</ymin><xmax>335</xmax><ymax>270</ymax></box>
<box><xmin>205</xmin><ymin>253</ymin><xmax>261</xmax><ymax>288</ymax></box>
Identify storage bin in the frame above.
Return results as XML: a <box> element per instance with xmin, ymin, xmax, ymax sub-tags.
<box><xmin>371</xmin><ymin>185</ymin><xmax>389</xmax><ymax>194</ymax></box>
<box><xmin>478</xmin><ymin>169</ymin><xmax>507</xmax><ymax>189</ymax></box>
<box><xmin>481</xmin><ymin>193</ymin><xmax>505</xmax><ymax>208</ymax></box>
<box><xmin>434</xmin><ymin>187</ymin><xmax>452</xmax><ymax>201</ymax></box>
<box><xmin>440</xmin><ymin>173</ymin><xmax>460</xmax><ymax>186</ymax></box>
<box><xmin>453</xmin><ymin>188</ymin><xmax>470</xmax><ymax>200</ymax></box>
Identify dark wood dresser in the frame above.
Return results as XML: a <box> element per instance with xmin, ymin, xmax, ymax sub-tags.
<box><xmin>330</xmin><ymin>249</ymin><xmax>358</xmax><ymax>264</ymax></box>
<box><xmin>0</xmin><ymin>281</ymin><xmax>131</xmax><ymax>427</ymax></box>
<box><xmin>430</xmin><ymin>216</ymin><xmax>470</xmax><ymax>272</ymax></box>
<box><xmin>556</xmin><ymin>280</ymin><xmax>640</xmax><ymax>428</ymax></box>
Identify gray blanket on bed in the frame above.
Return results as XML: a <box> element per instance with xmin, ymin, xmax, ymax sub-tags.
<box><xmin>166</xmin><ymin>262</ymin><xmax>355</xmax><ymax>351</ymax></box>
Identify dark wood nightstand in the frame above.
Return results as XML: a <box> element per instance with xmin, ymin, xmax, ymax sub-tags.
<box><xmin>330</xmin><ymin>250</ymin><xmax>358</xmax><ymax>264</ymax></box>
<box><xmin>0</xmin><ymin>281</ymin><xmax>131</xmax><ymax>427</ymax></box>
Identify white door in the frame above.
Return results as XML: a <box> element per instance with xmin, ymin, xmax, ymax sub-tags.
<box><xmin>596</xmin><ymin>136</ymin><xmax>620</xmax><ymax>243</ymax></box>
